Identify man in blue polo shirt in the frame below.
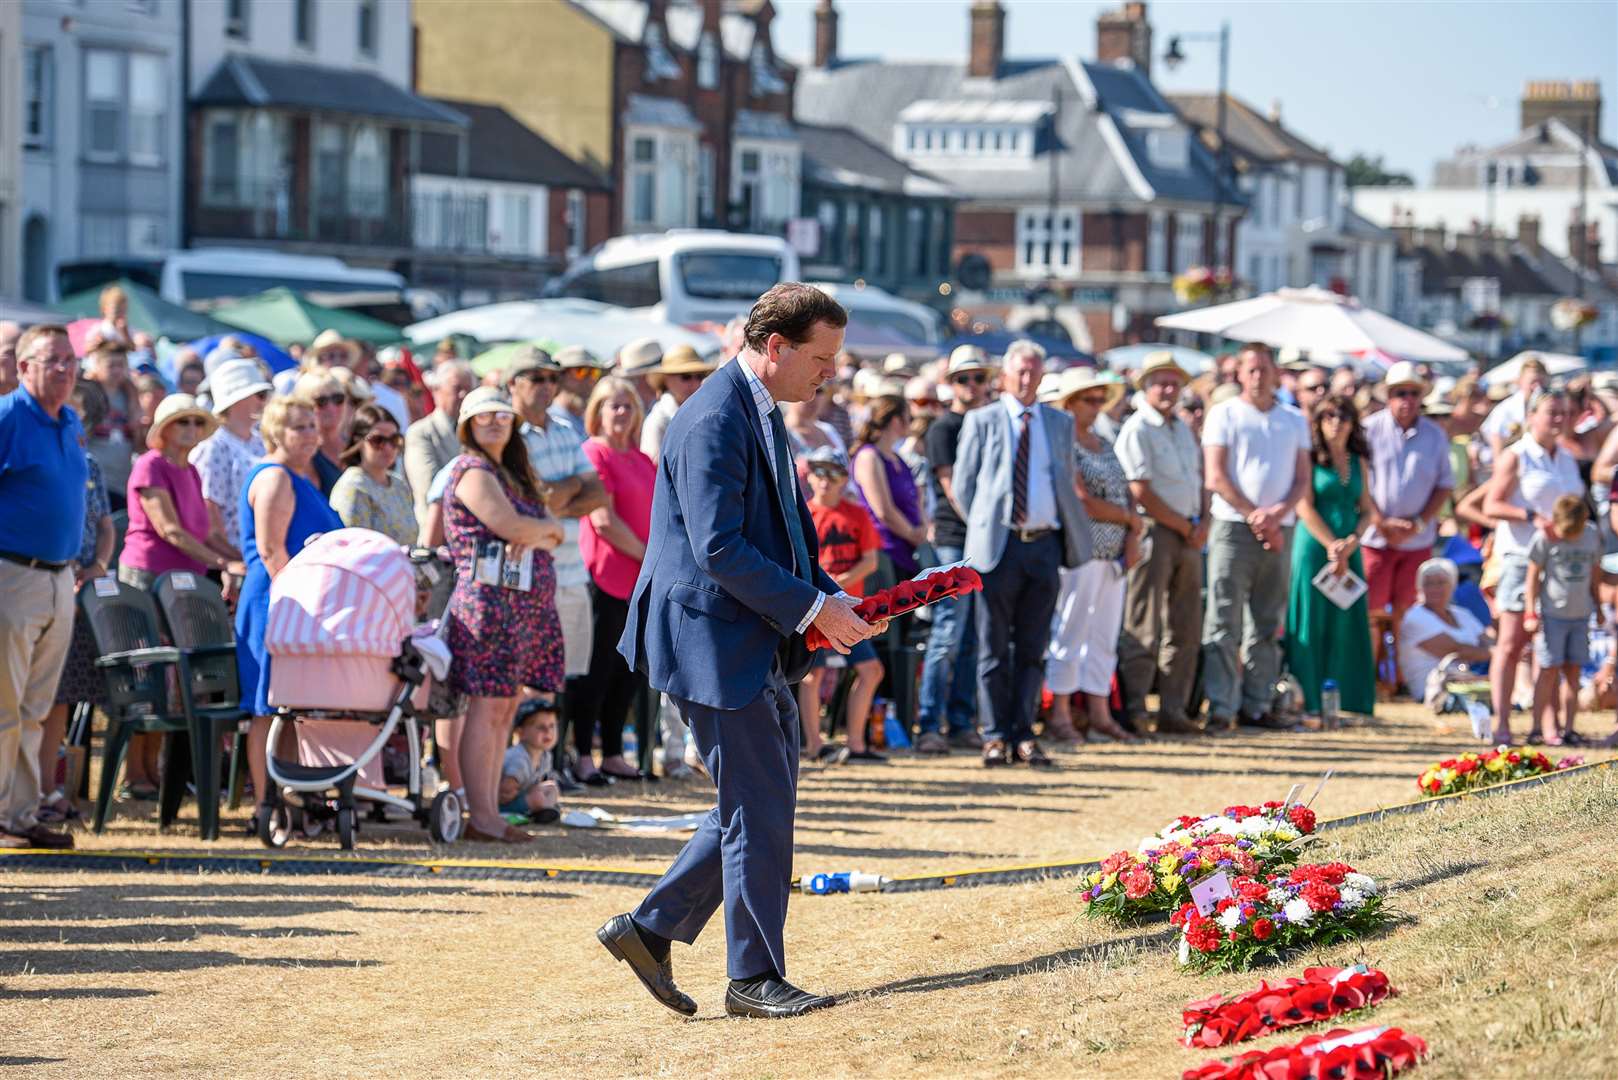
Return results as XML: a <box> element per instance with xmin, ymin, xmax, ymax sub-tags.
<box><xmin>0</xmin><ymin>324</ymin><xmax>85</xmax><ymax>849</ymax></box>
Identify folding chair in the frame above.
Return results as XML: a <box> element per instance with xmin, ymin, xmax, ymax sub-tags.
<box><xmin>81</xmin><ymin>576</ymin><xmax>244</xmax><ymax>840</ymax></box>
<box><xmin>151</xmin><ymin>571</ymin><xmax>251</xmax><ymax>839</ymax></box>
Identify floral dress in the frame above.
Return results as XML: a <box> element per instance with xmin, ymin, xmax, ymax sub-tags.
<box><xmin>55</xmin><ymin>456</ymin><xmax>111</xmax><ymax>706</ymax></box>
<box><xmin>443</xmin><ymin>454</ymin><xmax>563</xmax><ymax>697</ymax></box>
<box><xmin>1074</xmin><ymin>434</ymin><xmax>1130</xmax><ymax>561</ymax></box>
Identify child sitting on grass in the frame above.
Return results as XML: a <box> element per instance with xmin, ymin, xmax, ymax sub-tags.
<box><xmin>500</xmin><ymin>697</ymin><xmax>561</xmax><ymax>824</ymax></box>
<box><xmin>1522</xmin><ymin>495</ymin><xmax>1605</xmax><ymax>746</ymax></box>
<box><xmin>798</xmin><ymin>446</ymin><xmax>886</xmax><ymax>764</ymax></box>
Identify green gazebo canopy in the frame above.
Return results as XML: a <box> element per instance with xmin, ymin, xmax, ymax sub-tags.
<box><xmin>210</xmin><ymin>287</ymin><xmax>404</xmax><ymax>348</ymax></box>
<box><xmin>56</xmin><ymin>279</ymin><xmax>235</xmax><ymax>342</ymax></box>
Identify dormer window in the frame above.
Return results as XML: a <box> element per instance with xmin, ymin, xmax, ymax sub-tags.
<box><xmin>1146</xmin><ymin>128</ymin><xmax>1189</xmax><ymax>172</ymax></box>
<box><xmin>750</xmin><ymin>44</ymin><xmax>786</xmax><ymax>97</ymax></box>
<box><xmin>894</xmin><ymin>100</ymin><xmax>1049</xmax><ymax>163</ymax></box>
<box><xmin>697</xmin><ymin>32</ymin><xmax>719</xmax><ymax>90</ymax></box>
<box><xmin>644</xmin><ymin>24</ymin><xmax>681</xmax><ymax>82</ymax></box>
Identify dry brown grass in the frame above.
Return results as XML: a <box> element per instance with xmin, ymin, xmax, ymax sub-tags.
<box><xmin>4</xmin><ymin>704</ymin><xmax>1615</xmax><ymax>1078</ymax></box>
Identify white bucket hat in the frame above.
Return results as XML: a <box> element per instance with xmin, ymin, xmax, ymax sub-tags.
<box><xmin>147</xmin><ymin>393</ymin><xmax>220</xmax><ymax>449</ymax></box>
<box><xmin>208</xmin><ymin>358</ymin><xmax>273</xmax><ymax>416</ymax></box>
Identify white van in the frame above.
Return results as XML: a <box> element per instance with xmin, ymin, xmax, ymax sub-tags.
<box><xmin>55</xmin><ymin>249</ymin><xmax>405</xmax><ymax>306</ymax></box>
<box><xmin>551</xmin><ymin>231</ymin><xmax>799</xmax><ymax>326</ymax></box>
<box><xmin>807</xmin><ymin>282</ymin><xmax>944</xmax><ymax>347</ymax></box>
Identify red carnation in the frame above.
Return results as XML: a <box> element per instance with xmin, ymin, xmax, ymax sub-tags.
<box><xmin>1237</xmin><ymin>880</ymin><xmax>1269</xmax><ymax>901</ymax></box>
<box><xmin>1286</xmin><ymin>805</ymin><xmax>1316</xmax><ymax>833</ymax></box>
<box><xmin>1251</xmin><ymin>917</ymin><xmax>1275</xmax><ymax>941</ymax></box>
<box><xmin>1186</xmin><ymin>922</ymin><xmax>1223</xmax><ymax>952</ymax></box>
<box><xmin>1122</xmin><ymin>868</ymin><xmax>1155</xmax><ymax>900</ymax></box>
<box><xmin>1301</xmin><ymin>881</ymin><xmax>1340</xmax><ymax>912</ymax></box>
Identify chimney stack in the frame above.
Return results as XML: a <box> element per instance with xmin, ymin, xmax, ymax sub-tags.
<box><xmin>1566</xmin><ymin>220</ymin><xmax>1601</xmax><ymax>268</ymax></box>
<box><xmin>968</xmin><ymin>1</ymin><xmax>1005</xmax><ymax>79</ymax></box>
<box><xmin>813</xmin><ymin>0</ymin><xmax>838</xmax><ymax>69</ymax></box>
<box><xmin>1096</xmin><ymin>2</ymin><xmax>1152</xmax><ymax>76</ymax></box>
<box><xmin>1269</xmin><ymin>99</ymin><xmax>1283</xmax><ymax>124</ymax></box>
<box><xmin>1518</xmin><ymin>213</ymin><xmax>1541</xmax><ymax>255</ymax></box>
<box><xmin>1521</xmin><ymin>78</ymin><xmax>1603</xmax><ymax>139</ymax></box>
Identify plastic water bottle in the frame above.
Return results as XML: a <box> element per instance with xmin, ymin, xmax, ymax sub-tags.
<box><xmin>882</xmin><ymin>701</ymin><xmax>911</xmax><ymax>749</ymax></box>
<box><xmin>1321</xmin><ymin>679</ymin><xmax>1340</xmax><ymax>728</ymax></box>
<box><xmin>798</xmin><ymin>871</ymin><xmax>888</xmax><ymax>894</ymax></box>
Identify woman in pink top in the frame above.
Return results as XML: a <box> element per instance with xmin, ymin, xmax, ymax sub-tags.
<box><xmin>118</xmin><ymin>393</ymin><xmax>248</xmax><ymax>798</ymax></box>
<box><xmin>569</xmin><ymin>377</ymin><xmax>656</xmax><ymax>783</ymax></box>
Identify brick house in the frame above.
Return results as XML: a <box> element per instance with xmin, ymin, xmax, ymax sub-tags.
<box><xmin>795</xmin><ymin>1</ymin><xmax>1244</xmax><ymax>351</ymax></box>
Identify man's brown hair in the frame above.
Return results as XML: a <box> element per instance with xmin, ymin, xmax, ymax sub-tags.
<box><xmin>742</xmin><ymin>283</ymin><xmax>847</xmax><ymax>354</ymax></box>
<box><xmin>16</xmin><ymin>324</ymin><xmax>69</xmax><ymax>364</ymax></box>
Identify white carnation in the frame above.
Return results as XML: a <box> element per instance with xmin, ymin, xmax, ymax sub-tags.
<box><xmin>1217</xmin><ymin>906</ymin><xmax>1243</xmax><ymax>930</ymax></box>
<box><xmin>1283</xmin><ymin>898</ymin><xmax>1314</xmax><ymax>926</ymax></box>
<box><xmin>1339</xmin><ymin>887</ymin><xmax>1365</xmax><ymax>910</ymax></box>
<box><xmin>1345</xmin><ymin>872</ymin><xmax>1378</xmax><ymax>895</ymax></box>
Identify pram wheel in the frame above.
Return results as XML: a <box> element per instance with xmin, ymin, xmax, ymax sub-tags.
<box><xmin>257</xmin><ymin>802</ymin><xmax>293</xmax><ymax>849</ymax></box>
<box><xmin>429</xmin><ymin>790</ymin><xmax>464</xmax><ymax>844</ymax></box>
<box><xmin>337</xmin><ymin>806</ymin><xmax>356</xmax><ymax>850</ymax></box>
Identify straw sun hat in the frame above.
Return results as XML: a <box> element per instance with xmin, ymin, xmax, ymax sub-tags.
<box><xmin>1040</xmin><ymin>367</ymin><xmax>1125</xmax><ymax>411</ymax></box>
<box><xmin>147</xmin><ymin>393</ymin><xmax>219</xmax><ymax>450</ymax></box>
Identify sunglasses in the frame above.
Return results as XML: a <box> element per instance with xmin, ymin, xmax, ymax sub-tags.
<box><xmin>669</xmin><ymin>372</ymin><xmax>705</xmax><ymax>382</ymax></box>
<box><xmin>809</xmin><ymin>466</ymin><xmax>847</xmax><ymax>478</ymax></box>
<box><xmin>1388</xmin><ymin>388</ymin><xmax>1422</xmax><ymax>400</ymax></box>
<box><xmin>313</xmin><ymin>393</ymin><xmax>346</xmax><ymax>408</ymax></box>
<box><xmin>170</xmin><ymin>416</ymin><xmax>206</xmax><ymax>429</ymax></box>
<box><xmin>1077</xmin><ymin>393</ymin><xmax>1109</xmax><ymax>406</ymax></box>
<box><xmin>952</xmin><ymin>372</ymin><xmax>988</xmax><ymax>386</ymax></box>
<box><xmin>471</xmin><ymin>412</ymin><xmax>514</xmax><ymax>426</ymax></box>
<box><xmin>364</xmin><ymin>433</ymin><xmax>403</xmax><ymax>449</ymax></box>
<box><xmin>514</xmin><ymin>371</ymin><xmax>558</xmax><ymax>385</ymax></box>
<box><xmin>1181</xmin><ymin>402</ymin><xmax>1205</xmax><ymax>414</ymax></box>
<box><xmin>570</xmin><ymin>369</ymin><xmax>605</xmax><ymax>382</ymax></box>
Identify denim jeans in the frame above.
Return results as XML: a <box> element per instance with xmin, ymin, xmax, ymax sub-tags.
<box><xmin>916</xmin><ymin>544</ymin><xmax>978</xmax><ymax>734</ymax></box>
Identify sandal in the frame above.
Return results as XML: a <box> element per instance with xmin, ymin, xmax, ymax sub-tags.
<box><xmin>118</xmin><ymin>782</ymin><xmax>160</xmax><ymax>802</ymax></box>
<box><xmin>37</xmin><ymin>792</ymin><xmax>81</xmax><ymax>825</ymax></box>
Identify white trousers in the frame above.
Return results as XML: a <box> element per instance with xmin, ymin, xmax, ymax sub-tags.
<box><xmin>1046</xmin><ymin>560</ymin><xmax>1126</xmax><ymax>697</ymax></box>
<box><xmin>0</xmin><ymin>563</ymin><xmax>75</xmax><ymax>833</ymax></box>
<box><xmin>554</xmin><ymin>583</ymin><xmax>594</xmax><ymax>679</ymax></box>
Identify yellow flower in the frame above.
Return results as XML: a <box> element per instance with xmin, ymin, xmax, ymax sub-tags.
<box><xmin>1160</xmin><ymin>873</ymin><xmax>1184</xmax><ymax>894</ymax></box>
<box><xmin>1101</xmin><ymin>872</ymin><xmax>1118</xmax><ymax>891</ymax></box>
<box><xmin>1486</xmin><ymin>757</ymin><xmax>1506</xmax><ymax>772</ymax></box>
<box><xmin>1157</xmin><ymin>855</ymin><xmax>1179</xmax><ymax>876</ymax></box>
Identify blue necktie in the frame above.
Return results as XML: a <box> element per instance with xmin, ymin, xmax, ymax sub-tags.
<box><xmin>768</xmin><ymin>407</ymin><xmax>812</xmax><ymax>582</ymax></box>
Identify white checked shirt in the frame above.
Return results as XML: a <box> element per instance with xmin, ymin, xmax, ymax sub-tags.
<box><xmin>735</xmin><ymin>357</ymin><xmax>832</xmax><ymax>633</ymax></box>
<box><xmin>520</xmin><ymin>415</ymin><xmax>597</xmax><ymax>590</ymax></box>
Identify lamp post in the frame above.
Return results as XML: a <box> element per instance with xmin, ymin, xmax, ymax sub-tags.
<box><xmin>1164</xmin><ymin>22</ymin><xmax>1231</xmax><ymax>275</ymax></box>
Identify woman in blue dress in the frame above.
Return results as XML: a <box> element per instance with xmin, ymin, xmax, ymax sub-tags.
<box><xmin>236</xmin><ymin>396</ymin><xmax>342</xmax><ymax>831</ymax></box>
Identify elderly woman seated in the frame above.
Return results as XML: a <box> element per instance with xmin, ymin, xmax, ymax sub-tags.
<box><xmin>1398</xmin><ymin>557</ymin><xmax>1494</xmax><ymax>707</ymax></box>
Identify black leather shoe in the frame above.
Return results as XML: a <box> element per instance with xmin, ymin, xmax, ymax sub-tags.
<box><xmin>597</xmin><ymin>914</ymin><xmax>697</xmax><ymax>1016</ymax></box>
<box><xmin>1015</xmin><ymin>740</ymin><xmax>1054</xmax><ymax>768</ymax></box>
<box><xmin>725</xmin><ymin>976</ymin><xmax>836</xmax><ymax>1019</ymax></box>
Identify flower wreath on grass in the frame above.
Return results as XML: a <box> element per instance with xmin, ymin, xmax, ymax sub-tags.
<box><xmin>1080</xmin><ymin>803</ymin><xmax>1318</xmax><ymax>923</ymax></box>
<box><xmin>1417</xmin><ymin>747</ymin><xmax>1581</xmax><ymax>798</ymax></box>
<box><xmin>1182</xmin><ymin>965</ymin><xmax>1394</xmax><ymax>1048</ymax></box>
<box><xmin>1183</xmin><ymin>1025</ymin><xmax>1427</xmax><ymax>1080</ymax></box>
<box><xmin>1172</xmin><ymin>862</ymin><xmax>1390</xmax><ymax>974</ymax></box>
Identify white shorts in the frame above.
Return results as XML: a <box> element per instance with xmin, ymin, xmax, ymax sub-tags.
<box><xmin>554</xmin><ymin>583</ymin><xmax>594</xmax><ymax>678</ymax></box>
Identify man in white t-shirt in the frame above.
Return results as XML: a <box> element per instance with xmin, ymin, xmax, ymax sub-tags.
<box><xmin>1480</xmin><ymin>355</ymin><xmax>1547</xmax><ymax>464</ymax></box>
<box><xmin>1200</xmin><ymin>344</ymin><xmax>1312</xmax><ymax>730</ymax></box>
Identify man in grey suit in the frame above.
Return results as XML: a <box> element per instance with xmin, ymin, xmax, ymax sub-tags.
<box><xmin>403</xmin><ymin>360</ymin><xmax>474</xmax><ymax>527</ymax></box>
<box><xmin>955</xmin><ymin>341</ymin><xmax>1092</xmax><ymax>767</ymax></box>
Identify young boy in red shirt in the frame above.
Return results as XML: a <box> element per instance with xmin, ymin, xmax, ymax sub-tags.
<box><xmin>800</xmin><ymin>447</ymin><xmax>886</xmax><ymax>763</ymax></box>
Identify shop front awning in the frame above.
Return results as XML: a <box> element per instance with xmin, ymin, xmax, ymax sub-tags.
<box><xmin>194</xmin><ymin>55</ymin><xmax>468</xmax><ymax>129</ymax></box>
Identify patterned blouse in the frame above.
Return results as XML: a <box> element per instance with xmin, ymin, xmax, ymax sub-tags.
<box><xmin>330</xmin><ymin>466</ymin><xmax>418</xmax><ymax>546</ymax></box>
<box><xmin>77</xmin><ymin>455</ymin><xmax>111</xmax><ymax>567</ymax></box>
<box><xmin>191</xmin><ymin>426</ymin><xmax>264</xmax><ymax>553</ymax></box>
<box><xmin>1074</xmin><ymin>433</ymin><xmax>1131</xmax><ymax>561</ymax></box>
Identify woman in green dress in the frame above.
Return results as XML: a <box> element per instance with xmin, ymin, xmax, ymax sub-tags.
<box><xmin>1287</xmin><ymin>393</ymin><xmax>1382</xmax><ymax>718</ymax></box>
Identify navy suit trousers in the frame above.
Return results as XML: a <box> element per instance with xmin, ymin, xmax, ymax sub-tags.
<box><xmin>632</xmin><ymin>664</ymin><xmax>800</xmax><ymax>980</ymax></box>
<box><xmin>975</xmin><ymin>532</ymin><xmax>1062</xmax><ymax>745</ymax></box>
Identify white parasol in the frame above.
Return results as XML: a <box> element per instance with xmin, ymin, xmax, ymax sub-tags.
<box><xmin>1154</xmin><ymin>286</ymin><xmax>1468</xmax><ymax>364</ymax></box>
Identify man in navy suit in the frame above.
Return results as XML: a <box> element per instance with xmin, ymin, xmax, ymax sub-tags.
<box><xmin>598</xmin><ymin>283</ymin><xmax>881</xmax><ymax>1020</ymax></box>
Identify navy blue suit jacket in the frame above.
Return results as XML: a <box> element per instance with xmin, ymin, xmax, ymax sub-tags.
<box><xmin>618</xmin><ymin>359</ymin><xmax>839</xmax><ymax>710</ymax></box>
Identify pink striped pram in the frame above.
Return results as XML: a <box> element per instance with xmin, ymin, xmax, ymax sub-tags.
<box><xmin>260</xmin><ymin>528</ymin><xmax>462</xmax><ymax>849</ymax></box>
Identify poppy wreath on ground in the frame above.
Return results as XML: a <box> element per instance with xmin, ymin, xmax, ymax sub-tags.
<box><xmin>802</xmin><ymin>564</ymin><xmax>982</xmax><ymax>652</ymax></box>
<box><xmin>1182</xmin><ymin>1025</ymin><xmax>1427</xmax><ymax>1080</ymax></box>
<box><xmin>1182</xmin><ymin>966</ymin><xmax>1394</xmax><ymax>1048</ymax></box>
<box><xmin>1417</xmin><ymin>746</ymin><xmax>1581</xmax><ymax>798</ymax></box>
<box><xmin>1080</xmin><ymin>803</ymin><xmax>1318</xmax><ymax>924</ymax></box>
<box><xmin>1172</xmin><ymin>863</ymin><xmax>1390</xmax><ymax>974</ymax></box>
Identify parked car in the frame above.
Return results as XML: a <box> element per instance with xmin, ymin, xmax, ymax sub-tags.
<box><xmin>549</xmin><ymin>230</ymin><xmax>799</xmax><ymax>327</ymax></box>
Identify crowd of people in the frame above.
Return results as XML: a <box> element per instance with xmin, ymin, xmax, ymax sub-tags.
<box><xmin>3</xmin><ymin>279</ymin><xmax>1618</xmax><ymax>851</ymax></box>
